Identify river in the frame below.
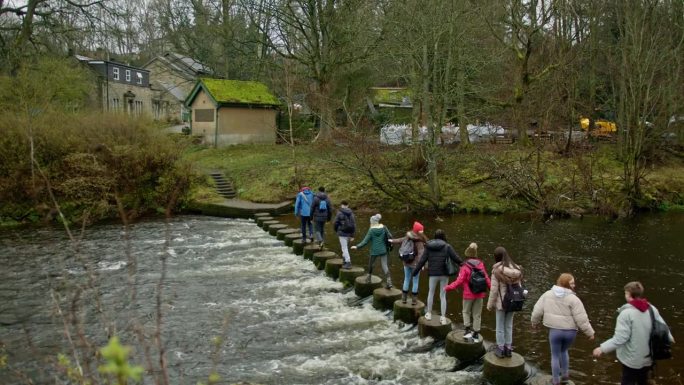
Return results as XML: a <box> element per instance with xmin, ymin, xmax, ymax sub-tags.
<box><xmin>0</xmin><ymin>213</ymin><xmax>682</xmax><ymax>384</ymax></box>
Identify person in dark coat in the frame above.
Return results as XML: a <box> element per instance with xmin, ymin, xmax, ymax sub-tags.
<box><xmin>333</xmin><ymin>200</ymin><xmax>356</xmax><ymax>269</ymax></box>
<box><xmin>311</xmin><ymin>186</ymin><xmax>333</xmax><ymax>249</ymax></box>
<box><xmin>413</xmin><ymin>229</ymin><xmax>463</xmax><ymax>325</ymax></box>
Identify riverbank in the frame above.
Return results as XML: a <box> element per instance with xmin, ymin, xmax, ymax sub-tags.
<box><xmin>184</xmin><ymin>141</ymin><xmax>684</xmax><ymax>217</ymax></box>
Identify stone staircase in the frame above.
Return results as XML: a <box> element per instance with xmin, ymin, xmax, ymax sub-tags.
<box><xmin>209</xmin><ymin>172</ymin><xmax>237</xmax><ymax>199</ymax></box>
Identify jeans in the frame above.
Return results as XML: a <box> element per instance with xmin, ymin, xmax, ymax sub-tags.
<box><xmin>338</xmin><ymin>236</ymin><xmax>351</xmax><ymax>263</ymax></box>
<box><xmin>495</xmin><ymin>309</ymin><xmax>515</xmax><ymax>347</ymax></box>
<box><xmin>549</xmin><ymin>329</ymin><xmax>577</xmax><ymax>384</ymax></box>
<box><xmin>620</xmin><ymin>364</ymin><xmax>651</xmax><ymax>385</ymax></box>
<box><xmin>402</xmin><ymin>266</ymin><xmax>419</xmax><ymax>293</ymax></box>
<box><xmin>427</xmin><ymin>276</ymin><xmax>448</xmax><ymax>316</ymax></box>
<box><xmin>314</xmin><ymin>220</ymin><xmax>326</xmax><ymax>243</ymax></box>
<box><xmin>299</xmin><ymin>216</ymin><xmax>313</xmax><ymax>241</ymax></box>
<box><xmin>462</xmin><ymin>298</ymin><xmax>483</xmax><ymax>331</ymax></box>
<box><xmin>368</xmin><ymin>254</ymin><xmax>389</xmax><ymax>276</ymax></box>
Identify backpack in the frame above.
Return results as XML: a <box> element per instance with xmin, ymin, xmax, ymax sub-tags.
<box><xmin>384</xmin><ymin>229</ymin><xmax>393</xmax><ymax>252</ymax></box>
<box><xmin>648</xmin><ymin>306</ymin><xmax>672</xmax><ymax>361</ymax></box>
<box><xmin>501</xmin><ymin>282</ymin><xmax>526</xmax><ymax>312</ymax></box>
<box><xmin>338</xmin><ymin>212</ymin><xmax>354</xmax><ymax>233</ymax></box>
<box><xmin>318</xmin><ymin>199</ymin><xmax>328</xmax><ymax>211</ymax></box>
<box><xmin>398</xmin><ymin>238</ymin><xmax>416</xmax><ymax>263</ymax></box>
<box><xmin>468</xmin><ymin>265</ymin><xmax>488</xmax><ymax>294</ymax></box>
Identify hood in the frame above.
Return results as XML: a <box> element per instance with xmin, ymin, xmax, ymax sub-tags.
<box><xmin>300</xmin><ymin>186</ymin><xmax>311</xmax><ymax>192</ymax></box>
<box><xmin>629</xmin><ymin>298</ymin><xmax>650</xmax><ymax>312</ymax></box>
<box><xmin>466</xmin><ymin>258</ymin><xmax>484</xmax><ymax>269</ymax></box>
<box><xmin>425</xmin><ymin>239</ymin><xmax>447</xmax><ymax>251</ymax></box>
<box><xmin>551</xmin><ymin>285</ymin><xmax>574</xmax><ymax>298</ymax></box>
<box><xmin>339</xmin><ymin>207</ymin><xmax>353</xmax><ymax>215</ymax></box>
<box><xmin>494</xmin><ymin>262</ymin><xmax>522</xmax><ymax>283</ymax></box>
<box><xmin>316</xmin><ymin>192</ymin><xmax>328</xmax><ymax>200</ymax></box>
<box><xmin>301</xmin><ymin>189</ymin><xmax>314</xmax><ymax>197</ymax></box>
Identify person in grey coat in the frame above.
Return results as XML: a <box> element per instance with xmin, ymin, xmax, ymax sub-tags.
<box><xmin>593</xmin><ymin>281</ymin><xmax>675</xmax><ymax>385</ymax></box>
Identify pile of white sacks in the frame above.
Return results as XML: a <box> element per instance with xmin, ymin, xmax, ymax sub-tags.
<box><xmin>380</xmin><ymin>123</ymin><xmax>505</xmax><ymax>145</ymax></box>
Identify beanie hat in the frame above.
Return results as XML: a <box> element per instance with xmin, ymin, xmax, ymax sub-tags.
<box><xmin>370</xmin><ymin>214</ymin><xmax>382</xmax><ymax>224</ymax></box>
<box><xmin>412</xmin><ymin>221</ymin><xmax>424</xmax><ymax>233</ymax></box>
<box><xmin>465</xmin><ymin>242</ymin><xmax>478</xmax><ymax>258</ymax></box>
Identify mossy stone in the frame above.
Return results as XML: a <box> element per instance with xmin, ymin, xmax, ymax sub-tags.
<box><xmin>482</xmin><ymin>351</ymin><xmax>526</xmax><ymax>385</ymax></box>
<box><xmin>339</xmin><ymin>267</ymin><xmax>364</xmax><ymax>287</ymax></box>
<box><xmin>372</xmin><ymin>288</ymin><xmax>402</xmax><ymax>310</ymax></box>
<box><xmin>393</xmin><ymin>300</ymin><xmax>425</xmax><ymax>324</ymax></box>
<box><xmin>445</xmin><ymin>330</ymin><xmax>485</xmax><ymax>361</ymax></box>
<box><xmin>324</xmin><ymin>258</ymin><xmax>344</xmax><ymax>279</ymax></box>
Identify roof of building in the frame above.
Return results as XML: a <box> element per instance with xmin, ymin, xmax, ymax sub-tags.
<box><xmin>144</xmin><ymin>52</ymin><xmax>212</xmax><ymax>80</ymax></box>
<box><xmin>157</xmin><ymin>81</ymin><xmax>188</xmax><ymax>102</ymax></box>
<box><xmin>370</xmin><ymin>87</ymin><xmax>412</xmax><ymax>106</ymax></box>
<box><xmin>186</xmin><ymin>78</ymin><xmax>280</xmax><ymax>107</ymax></box>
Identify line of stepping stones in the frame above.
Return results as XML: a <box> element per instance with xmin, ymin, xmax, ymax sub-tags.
<box><xmin>253</xmin><ymin>213</ymin><xmax>572</xmax><ymax>385</ymax></box>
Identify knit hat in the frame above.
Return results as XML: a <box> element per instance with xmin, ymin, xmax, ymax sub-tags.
<box><xmin>465</xmin><ymin>242</ymin><xmax>478</xmax><ymax>258</ymax></box>
<box><xmin>370</xmin><ymin>214</ymin><xmax>382</xmax><ymax>224</ymax></box>
<box><xmin>412</xmin><ymin>221</ymin><xmax>424</xmax><ymax>233</ymax></box>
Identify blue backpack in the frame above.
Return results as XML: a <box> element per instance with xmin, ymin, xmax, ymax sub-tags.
<box><xmin>319</xmin><ymin>200</ymin><xmax>328</xmax><ymax>211</ymax></box>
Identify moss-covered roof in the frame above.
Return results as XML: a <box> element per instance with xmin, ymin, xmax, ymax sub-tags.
<box><xmin>371</xmin><ymin>87</ymin><xmax>412</xmax><ymax>105</ymax></box>
<box><xmin>198</xmin><ymin>78</ymin><xmax>279</xmax><ymax>106</ymax></box>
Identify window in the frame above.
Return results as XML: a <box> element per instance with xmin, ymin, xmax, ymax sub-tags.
<box><xmin>195</xmin><ymin>109</ymin><xmax>214</xmax><ymax>122</ymax></box>
<box><xmin>134</xmin><ymin>100</ymin><xmax>143</xmax><ymax>114</ymax></box>
<box><xmin>112</xmin><ymin>67</ymin><xmax>119</xmax><ymax>80</ymax></box>
<box><xmin>136</xmin><ymin>72</ymin><xmax>143</xmax><ymax>85</ymax></box>
<box><xmin>125</xmin><ymin>69</ymin><xmax>131</xmax><ymax>82</ymax></box>
<box><xmin>111</xmin><ymin>98</ymin><xmax>120</xmax><ymax>111</ymax></box>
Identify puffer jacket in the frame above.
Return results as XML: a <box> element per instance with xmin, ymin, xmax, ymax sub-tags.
<box><xmin>600</xmin><ymin>300</ymin><xmax>674</xmax><ymax>369</ymax></box>
<box><xmin>333</xmin><ymin>207</ymin><xmax>356</xmax><ymax>237</ymax></box>
<box><xmin>294</xmin><ymin>189</ymin><xmax>314</xmax><ymax>217</ymax></box>
<box><xmin>413</xmin><ymin>239</ymin><xmax>462</xmax><ymax>277</ymax></box>
<box><xmin>390</xmin><ymin>231</ymin><xmax>426</xmax><ymax>268</ymax></box>
<box><xmin>530</xmin><ymin>285</ymin><xmax>594</xmax><ymax>337</ymax></box>
<box><xmin>445</xmin><ymin>258</ymin><xmax>491</xmax><ymax>300</ymax></box>
<box><xmin>486</xmin><ymin>262</ymin><xmax>523</xmax><ymax>311</ymax></box>
<box><xmin>311</xmin><ymin>192</ymin><xmax>332</xmax><ymax>222</ymax></box>
<box><xmin>355</xmin><ymin>225</ymin><xmax>392</xmax><ymax>256</ymax></box>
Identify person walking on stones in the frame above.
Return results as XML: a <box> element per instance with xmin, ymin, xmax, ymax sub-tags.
<box><xmin>445</xmin><ymin>242</ymin><xmax>490</xmax><ymax>341</ymax></box>
<box><xmin>413</xmin><ymin>229</ymin><xmax>463</xmax><ymax>325</ymax></box>
<box><xmin>311</xmin><ymin>186</ymin><xmax>333</xmax><ymax>249</ymax></box>
<box><xmin>351</xmin><ymin>214</ymin><xmax>393</xmax><ymax>289</ymax></box>
<box><xmin>333</xmin><ymin>201</ymin><xmax>356</xmax><ymax>269</ymax></box>
<box><xmin>531</xmin><ymin>273</ymin><xmax>595</xmax><ymax>385</ymax></box>
<box><xmin>592</xmin><ymin>281</ymin><xmax>675</xmax><ymax>385</ymax></box>
<box><xmin>486</xmin><ymin>246</ymin><xmax>523</xmax><ymax>358</ymax></box>
<box><xmin>294</xmin><ymin>186</ymin><xmax>314</xmax><ymax>243</ymax></box>
<box><xmin>390</xmin><ymin>221</ymin><xmax>428</xmax><ymax>305</ymax></box>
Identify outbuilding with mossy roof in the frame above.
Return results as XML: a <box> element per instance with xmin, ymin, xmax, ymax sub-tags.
<box><xmin>185</xmin><ymin>78</ymin><xmax>280</xmax><ymax>146</ymax></box>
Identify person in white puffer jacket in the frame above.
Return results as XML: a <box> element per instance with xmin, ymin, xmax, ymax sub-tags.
<box><xmin>531</xmin><ymin>273</ymin><xmax>595</xmax><ymax>385</ymax></box>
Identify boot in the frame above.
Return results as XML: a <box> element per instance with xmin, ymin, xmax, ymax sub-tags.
<box><xmin>365</xmin><ymin>274</ymin><xmax>372</xmax><ymax>283</ymax></box>
<box><xmin>385</xmin><ymin>276</ymin><xmax>393</xmax><ymax>289</ymax></box>
<box><xmin>411</xmin><ymin>292</ymin><xmax>418</xmax><ymax>305</ymax></box>
<box><xmin>401</xmin><ymin>291</ymin><xmax>408</xmax><ymax>304</ymax></box>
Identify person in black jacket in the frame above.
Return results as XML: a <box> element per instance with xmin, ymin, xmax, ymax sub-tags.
<box><xmin>311</xmin><ymin>186</ymin><xmax>333</xmax><ymax>249</ymax></box>
<box><xmin>333</xmin><ymin>201</ymin><xmax>356</xmax><ymax>269</ymax></box>
<box><xmin>413</xmin><ymin>229</ymin><xmax>463</xmax><ymax>325</ymax></box>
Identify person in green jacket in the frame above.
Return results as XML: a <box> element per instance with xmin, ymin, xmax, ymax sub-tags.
<box><xmin>351</xmin><ymin>214</ymin><xmax>393</xmax><ymax>289</ymax></box>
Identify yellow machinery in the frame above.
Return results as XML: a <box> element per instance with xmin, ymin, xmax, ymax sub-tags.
<box><xmin>580</xmin><ymin>117</ymin><xmax>617</xmax><ymax>137</ymax></box>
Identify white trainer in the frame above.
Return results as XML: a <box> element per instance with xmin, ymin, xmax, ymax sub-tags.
<box><xmin>463</xmin><ymin>332</ymin><xmax>473</xmax><ymax>340</ymax></box>
<box><xmin>440</xmin><ymin>316</ymin><xmax>448</xmax><ymax>325</ymax></box>
<box><xmin>424</xmin><ymin>312</ymin><xmax>432</xmax><ymax>321</ymax></box>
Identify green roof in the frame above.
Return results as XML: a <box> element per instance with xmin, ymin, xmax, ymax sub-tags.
<box><xmin>197</xmin><ymin>78</ymin><xmax>279</xmax><ymax>106</ymax></box>
<box><xmin>371</xmin><ymin>87</ymin><xmax>412</xmax><ymax>105</ymax></box>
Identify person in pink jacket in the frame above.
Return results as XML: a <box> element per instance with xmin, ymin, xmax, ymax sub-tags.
<box><xmin>531</xmin><ymin>273</ymin><xmax>595</xmax><ymax>385</ymax></box>
<box><xmin>445</xmin><ymin>242</ymin><xmax>491</xmax><ymax>342</ymax></box>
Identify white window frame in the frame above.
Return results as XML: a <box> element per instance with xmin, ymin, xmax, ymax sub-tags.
<box><xmin>112</xmin><ymin>67</ymin><xmax>119</xmax><ymax>80</ymax></box>
<box><xmin>136</xmin><ymin>72</ymin><xmax>143</xmax><ymax>85</ymax></box>
<box><xmin>125</xmin><ymin>69</ymin><xmax>131</xmax><ymax>82</ymax></box>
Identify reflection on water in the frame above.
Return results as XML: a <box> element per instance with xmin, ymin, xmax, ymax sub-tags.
<box><xmin>0</xmin><ymin>214</ymin><xmax>682</xmax><ymax>384</ymax></box>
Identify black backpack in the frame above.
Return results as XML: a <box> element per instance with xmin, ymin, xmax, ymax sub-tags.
<box><xmin>338</xmin><ymin>212</ymin><xmax>354</xmax><ymax>233</ymax></box>
<box><xmin>468</xmin><ymin>265</ymin><xmax>488</xmax><ymax>294</ymax></box>
<box><xmin>501</xmin><ymin>282</ymin><xmax>526</xmax><ymax>312</ymax></box>
<box><xmin>648</xmin><ymin>306</ymin><xmax>672</xmax><ymax>361</ymax></box>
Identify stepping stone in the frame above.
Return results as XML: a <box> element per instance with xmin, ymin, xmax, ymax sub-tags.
<box><xmin>292</xmin><ymin>239</ymin><xmax>305</xmax><ymax>255</ymax></box>
<box><xmin>262</xmin><ymin>220</ymin><xmax>280</xmax><ymax>232</ymax></box>
<box><xmin>313</xmin><ymin>251</ymin><xmax>337</xmax><ymax>270</ymax></box>
<box><xmin>254</xmin><ymin>212</ymin><xmax>270</xmax><ymax>218</ymax></box>
<box><xmin>445</xmin><ymin>329</ymin><xmax>485</xmax><ymax>361</ymax></box>
<box><xmin>284</xmin><ymin>232</ymin><xmax>300</xmax><ymax>246</ymax></box>
<box><xmin>354</xmin><ymin>274</ymin><xmax>382</xmax><ymax>297</ymax></box>
<box><xmin>304</xmin><ymin>244</ymin><xmax>320</xmax><ymax>260</ymax></box>
<box><xmin>268</xmin><ymin>224</ymin><xmax>288</xmax><ymax>236</ymax></box>
<box><xmin>372</xmin><ymin>287</ymin><xmax>402</xmax><ymax>310</ymax></box>
<box><xmin>393</xmin><ymin>299</ymin><xmax>425</xmax><ymax>324</ymax></box>
<box><xmin>418</xmin><ymin>314</ymin><xmax>453</xmax><ymax>341</ymax></box>
<box><xmin>324</xmin><ymin>258</ymin><xmax>344</xmax><ymax>279</ymax></box>
<box><xmin>276</xmin><ymin>228</ymin><xmax>299</xmax><ymax>240</ymax></box>
<box><xmin>256</xmin><ymin>216</ymin><xmax>274</xmax><ymax>227</ymax></box>
<box><xmin>526</xmin><ymin>374</ymin><xmax>575</xmax><ymax>385</ymax></box>
<box><xmin>482</xmin><ymin>351</ymin><xmax>526</xmax><ymax>385</ymax></box>
<box><xmin>338</xmin><ymin>266</ymin><xmax>364</xmax><ymax>287</ymax></box>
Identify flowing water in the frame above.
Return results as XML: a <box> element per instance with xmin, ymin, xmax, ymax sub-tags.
<box><xmin>0</xmin><ymin>213</ymin><xmax>682</xmax><ymax>385</ymax></box>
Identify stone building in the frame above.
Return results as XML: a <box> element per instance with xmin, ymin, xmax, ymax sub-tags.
<box><xmin>143</xmin><ymin>52</ymin><xmax>212</xmax><ymax>123</ymax></box>
<box><xmin>185</xmin><ymin>78</ymin><xmax>280</xmax><ymax>146</ymax></box>
<box><xmin>77</xmin><ymin>55</ymin><xmax>154</xmax><ymax>117</ymax></box>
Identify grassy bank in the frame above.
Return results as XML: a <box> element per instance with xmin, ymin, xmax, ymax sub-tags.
<box><xmin>184</xmin><ymin>141</ymin><xmax>684</xmax><ymax>217</ymax></box>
